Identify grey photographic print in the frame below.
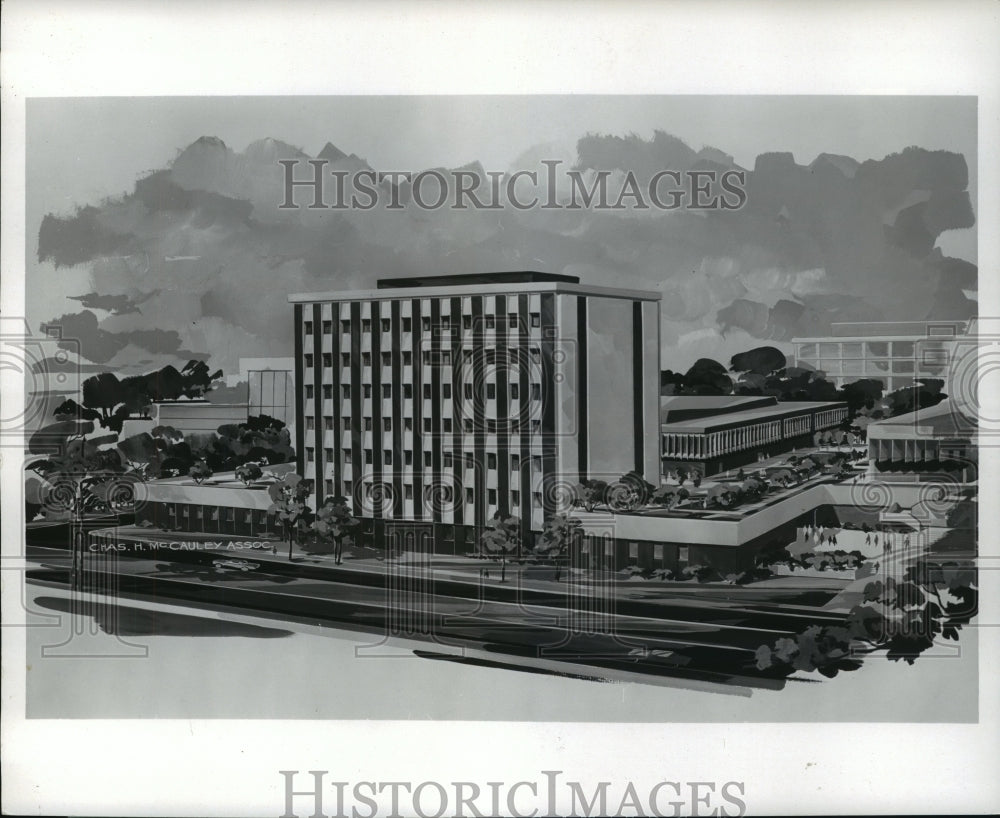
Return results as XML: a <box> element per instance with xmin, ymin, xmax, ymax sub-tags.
<box><xmin>16</xmin><ymin>95</ymin><xmax>979</xmax><ymax>724</ymax></box>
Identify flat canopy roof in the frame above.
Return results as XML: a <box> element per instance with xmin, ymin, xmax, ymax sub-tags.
<box><xmin>661</xmin><ymin>400</ymin><xmax>846</xmax><ymax>434</ymax></box>
<box><xmin>377</xmin><ymin>271</ymin><xmax>580</xmax><ymax>288</ymax></box>
<box><xmin>867</xmin><ymin>399</ymin><xmax>977</xmax><ymax>439</ymax></box>
<box><xmin>289</xmin><ymin>280</ymin><xmax>661</xmax><ymax>303</ymax></box>
<box><xmin>660</xmin><ymin>395</ymin><xmax>775</xmax><ymax>423</ymax></box>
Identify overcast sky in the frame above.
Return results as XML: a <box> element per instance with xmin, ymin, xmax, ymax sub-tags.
<box><xmin>26</xmin><ymin>95</ymin><xmax>978</xmax><ymax>345</ymax></box>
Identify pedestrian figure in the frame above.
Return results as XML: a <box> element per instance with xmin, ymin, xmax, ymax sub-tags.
<box><xmin>865</xmin><ymin>532</ymin><xmax>872</xmax><ymax>545</ymax></box>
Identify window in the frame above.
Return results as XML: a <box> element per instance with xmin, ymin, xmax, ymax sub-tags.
<box><xmin>210</xmin><ymin>507</ymin><xmax>219</xmax><ymax>521</ymax></box>
<box><xmin>423</xmin><ymin>384</ymin><xmax>432</xmax><ymax>399</ymax></box>
<box><xmin>465</xmin><ymin>488</ymin><xmax>474</xmax><ymax>504</ymax></box>
<box><xmin>463</xmin><ymin>316</ymin><xmax>472</xmax><ymax>330</ymax></box>
<box><xmin>404</xmin><ymin>418</ymin><xmax>413</xmax><ymax>431</ymax></box>
<box><xmin>362</xmin><ymin>352</ymin><xmax>372</xmax><ymax>366</ymax></box>
<box><xmin>381</xmin><ymin>318</ymin><xmax>391</xmax><ymax>332</ymax></box>
<box><xmin>364</xmin><ymin>418</ymin><xmax>373</xmax><ymax>431</ymax></box>
<box><xmin>363</xmin><ymin>384</ymin><xmax>372</xmax><ymax>398</ymax></box>
<box><xmin>532</xmin><ymin>455</ymin><xmax>542</xmax><ymax>470</ymax></box>
<box><xmin>341</xmin><ymin>319</ymin><xmax>350</xmax><ymax>333</ymax></box>
<box><xmin>403</xmin><ymin>351</ymin><xmax>412</xmax><ymax>365</ymax></box>
<box><xmin>486</xmin><ymin>383</ymin><xmax>496</xmax><ymax>400</ymax></box>
<box><xmin>533</xmin><ymin>491</ymin><xmax>543</xmax><ymax>507</ymax></box>
<box><xmin>343</xmin><ymin>449</ymin><xmax>352</xmax><ymax>463</ymax></box>
<box><xmin>511</xmin><ymin>454</ymin><xmax>520</xmax><ymax>470</ymax></box>
<box><xmin>485</xmin><ymin>315</ymin><xmax>495</xmax><ymax>329</ymax></box>
<box><xmin>361</xmin><ymin>319</ymin><xmax>371</xmax><ymax>332</ymax></box>
<box><xmin>181</xmin><ymin>505</ymin><xmax>189</xmax><ymax>517</ymax></box>
<box><xmin>405</xmin><ymin>484</ymin><xmax>414</xmax><ymax>499</ymax></box>
<box><xmin>511</xmin><ymin>491</ymin><xmax>520</xmax><ymax>506</ymax></box>
<box><xmin>442</xmin><ymin>383</ymin><xmax>451</xmax><ymax>399</ymax></box>
<box><xmin>324</xmin><ymin>417</ymin><xmax>333</xmax><ymax>431</ymax></box>
<box><xmin>529</xmin><ymin>348</ymin><xmax>540</xmax><ymax>362</ymax></box>
<box><xmin>342</xmin><ymin>416</ymin><xmax>351</xmax><ymax>430</ymax></box>
<box><xmin>322</xmin><ymin>353</ymin><xmax>332</xmax><ymax>367</ymax></box>
<box><xmin>342</xmin><ymin>384</ymin><xmax>351</xmax><ymax>399</ymax></box>
<box><xmin>383</xmin><ymin>418</ymin><xmax>392</xmax><ymax>431</ymax></box>
<box><xmin>404</xmin><ymin>451</ymin><xmax>413</xmax><ymax>465</ymax></box>
<box><xmin>306</xmin><ymin>447</ymin><xmax>315</xmax><ymax>462</ymax></box>
<box><xmin>654</xmin><ymin>544</ymin><xmax>664</xmax><ymax>561</ymax></box>
<box><xmin>384</xmin><ymin>450</ymin><xmax>393</xmax><ymax>464</ymax></box>
<box><xmin>464</xmin><ymin>383</ymin><xmax>473</xmax><ymax>400</ymax></box>
<box><xmin>322</xmin><ymin>384</ymin><xmax>332</xmax><ymax>399</ymax></box>
<box><xmin>486</xmin><ymin>419</ymin><xmax>497</xmax><ymax>434</ymax></box>
<box><xmin>530</xmin><ymin>313</ymin><xmax>540</xmax><ymax>328</ymax></box>
<box><xmin>488</xmin><ymin>489</ymin><xmax>497</xmax><ymax>505</ymax></box>
<box><xmin>304</xmin><ymin>321</ymin><xmax>313</xmax><ymax>335</ymax></box>
<box><xmin>381</xmin><ymin>352</ymin><xmax>391</xmax><ymax>367</ymax></box>
<box><xmin>424</xmin><ymin>451</ymin><xmax>433</xmax><ymax>467</ymax></box>
<box><xmin>226</xmin><ymin>508</ymin><xmax>235</xmax><ymax>522</ymax></box>
<box><xmin>510</xmin><ymin>383</ymin><xmax>519</xmax><ymax>400</ymax></box>
<box><xmin>463</xmin><ymin>419</ymin><xmax>473</xmax><ymax>432</ymax></box>
<box><xmin>305</xmin><ymin>385</ymin><xmax>314</xmax><ymax>399</ymax></box>
<box><xmin>324</xmin><ymin>448</ymin><xmax>333</xmax><ymax>461</ymax></box>
<box><xmin>424</xmin><ymin>418</ymin><xmax>433</xmax><ymax>432</ymax></box>
<box><xmin>443</xmin><ymin>452</ymin><xmax>453</xmax><ymax>468</ymax></box>
<box><xmin>382</xmin><ymin>384</ymin><xmax>391</xmax><ymax>398</ymax></box>
<box><xmin>402</xmin><ymin>317</ymin><xmax>412</xmax><ymax>332</ymax></box>
<box><xmin>441</xmin><ymin>351</ymin><xmax>451</xmax><ymax>365</ymax></box>
<box><xmin>305</xmin><ymin>416</ymin><xmax>315</xmax><ymax>430</ymax></box>
<box><xmin>531</xmin><ymin>383</ymin><xmax>541</xmax><ymax>400</ymax></box>
<box><xmin>422</xmin><ymin>351</ymin><xmax>431</xmax><ymax>365</ymax></box>
<box><xmin>404</xmin><ymin>384</ymin><xmax>413</xmax><ymax>399</ymax></box>
<box><xmin>196</xmin><ymin>506</ymin><xmax>204</xmax><ymax>519</ymax></box>
<box><xmin>679</xmin><ymin>546</ymin><xmax>689</xmax><ymax>562</ymax></box>
<box><xmin>343</xmin><ymin>480</ymin><xmax>352</xmax><ymax>494</ymax></box>
<box><xmin>325</xmin><ymin>479</ymin><xmax>334</xmax><ymax>494</ymax></box>
<box><xmin>322</xmin><ymin>320</ymin><xmax>332</xmax><ymax>334</ymax></box>
<box><xmin>465</xmin><ymin>452</ymin><xmax>475</xmax><ymax>468</ymax></box>
<box><xmin>441</xmin><ymin>316</ymin><xmax>450</xmax><ymax>330</ymax></box>
<box><xmin>508</xmin><ymin>312</ymin><xmax>518</xmax><ymax>328</ymax></box>
<box><xmin>342</xmin><ymin>353</ymin><xmax>351</xmax><ymax>367</ymax></box>
<box><xmin>487</xmin><ymin>453</ymin><xmax>497</xmax><ymax>469</ymax></box>
<box><xmin>531</xmin><ymin>419</ymin><xmax>541</xmax><ymax>432</ymax></box>
<box><xmin>422</xmin><ymin>317</ymin><xmax>431</xmax><ymax>331</ymax></box>
<box><xmin>442</xmin><ymin>418</ymin><xmax>452</xmax><ymax>433</ymax></box>
<box><xmin>364</xmin><ymin>450</ymin><xmax>373</xmax><ymax>464</ymax></box>
<box><xmin>304</xmin><ymin>353</ymin><xmax>314</xmax><ymax>368</ymax></box>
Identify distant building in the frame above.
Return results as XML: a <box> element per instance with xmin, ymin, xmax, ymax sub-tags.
<box><xmin>660</xmin><ymin>395</ymin><xmax>848</xmax><ymax>476</ymax></box>
<box><xmin>151</xmin><ymin>400</ymin><xmax>248</xmax><ymax>435</ymax></box>
<box><xmin>289</xmin><ymin>271</ymin><xmax>661</xmax><ymax>552</ymax></box>
<box><xmin>866</xmin><ymin>398</ymin><xmax>977</xmax><ymax>482</ymax></box>
<box><xmin>792</xmin><ymin>320</ymin><xmax>968</xmax><ymax>392</ymax></box>
<box><xmin>240</xmin><ymin>357</ymin><xmax>295</xmax><ymax>427</ymax></box>
<box><xmin>134</xmin><ymin>463</ymin><xmax>296</xmax><ymax>536</ymax></box>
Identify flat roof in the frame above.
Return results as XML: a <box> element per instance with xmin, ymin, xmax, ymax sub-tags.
<box><xmin>660</xmin><ymin>395</ymin><xmax>776</xmax><ymax>423</ymax></box>
<box><xmin>289</xmin><ymin>281</ymin><xmax>661</xmax><ymax>303</ymax></box>
<box><xmin>377</xmin><ymin>271</ymin><xmax>579</xmax><ymax>288</ymax></box>
<box><xmin>867</xmin><ymin>399</ymin><xmax>976</xmax><ymax>438</ymax></box>
<box><xmin>661</xmin><ymin>400</ymin><xmax>846</xmax><ymax>433</ymax></box>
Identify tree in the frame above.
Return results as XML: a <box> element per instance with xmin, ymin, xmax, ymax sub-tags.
<box><xmin>188</xmin><ymin>460</ymin><xmax>213</xmax><ymax>485</ymax></box>
<box><xmin>535</xmin><ymin>513</ymin><xmax>582</xmax><ymax>581</ymax></box>
<box><xmin>267</xmin><ymin>474</ymin><xmax>314</xmax><ymax>559</ymax></box>
<box><xmin>28</xmin><ymin>418</ymin><xmax>127</xmax><ymax>587</ymax></box>
<box><xmin>480</xmin><ymin>514</ymin><xmax>521</xmax><ymax>583</ymax></box>
<box><xmin>310</xmin><ymin>495</ymin><xmax>360</xmax><ymax>564</ymax></box>
<box><xmin>235</xmin><ymin>461</ymin><xmax>264</xmax><ymax>487</ymax></box>
<box><xmin>575</xmin><ymin>478</ymin><xmax>609</xmax><ymax>512</ymax></box>
<box><xmin>682</xmin><ymin>358</ymin><xmax>733</xmax><ymax>395</ymax></box>
<box><xmin>730</xmin><ymin>346</ymin><xmax>787</xmax><ymax>377</ymax></box>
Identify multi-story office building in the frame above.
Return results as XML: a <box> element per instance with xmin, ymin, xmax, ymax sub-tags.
<box><xmin>792</xmin><ymin>320</ymin><xmax>968</xmax><ymax>392</ymax></box>
<box><xmin>289</xmin><ymin>271</ymin><xmax>661</xmax><ymax>552</ymax></box>
<box><xmin>150</xmin><ymin>400</ymin><xmax>248</xmax><ymax>435</ymax></box>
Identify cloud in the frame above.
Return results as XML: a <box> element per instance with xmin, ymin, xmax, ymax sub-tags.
<box><xmin>31</xmin><ymin>132</ymin><xmax>977</xmax><ymax>376</ymax></box>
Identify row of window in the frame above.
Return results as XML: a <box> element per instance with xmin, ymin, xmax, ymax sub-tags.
<box><xmin>325</xmin><ymin>448</ymin><xmax>543</xmax><ymax>470</ymax></box>
<box><xmin>304</xmin><ymin>415</ymin><xmax>543</xmax><ymax>434</ymax></box>
<box><xmin>339</xmin><ymin>480</ymin><xmax>538</xmax><ymax>509</ymax></box>
<box><xmin>303</xmin><ymin>381</ymin><xmax>543</xmax><ymax>401</ymax></box>
<box><xmin>304</xmin><ymin>313</ymin><xmax>543</xmax><ymax>335</ymax></box>
<box><xmin>304</xmin><ymin>348</ymin><xmax>543</xmax><ymax>369</ymax></box>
